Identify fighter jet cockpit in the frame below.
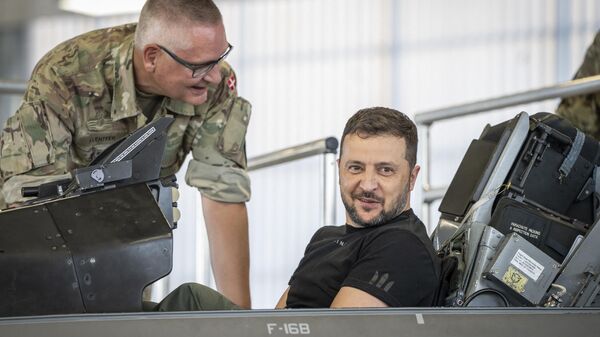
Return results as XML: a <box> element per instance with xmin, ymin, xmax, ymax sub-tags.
<box><xmin>433</xmin><ymin>111</ymin><xmax>600</xmax><ymax>308</ymax></box>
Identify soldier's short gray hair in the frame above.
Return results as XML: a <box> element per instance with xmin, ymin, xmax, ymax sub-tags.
<box><xmin>134</xmin><ymin>0</ymin><xmax>222</xmax><ymax>50</ymax></box>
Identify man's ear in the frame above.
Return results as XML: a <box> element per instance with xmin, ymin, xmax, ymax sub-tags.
<box><xmin>409</xmin><ymin>164</ymin><xmax>420</xmax><ymax>192</ymax></box>
<box><xmin>142</xmin><ymin>45</ymin><xmax>161</xmax><ymax>72</ymax></box>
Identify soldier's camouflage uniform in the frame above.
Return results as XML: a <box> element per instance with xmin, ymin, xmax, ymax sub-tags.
<box><xmin>556</xmin><ymin>30</ymin><xmax>600</xmax><ymax>140</ymax></box>
<box><xmin>0</xmin><ymin>23</ymin><xmax>251</xmax><ymax>208</ymax></box>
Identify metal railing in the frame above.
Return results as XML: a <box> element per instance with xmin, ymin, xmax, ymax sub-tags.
<box><xmin>414</xmin><ymin>74</ymin><xmax>600</xmax><ymax>226</ymax></box>
<box><xmin>0</xmin><ymin>80</ymin><xmax>27</xmax><ymax>95</ymax></box>
<box><xmin>248</xmin><ymin>136</ymin><xmax>339</xmax><ymax>226</ymax></box>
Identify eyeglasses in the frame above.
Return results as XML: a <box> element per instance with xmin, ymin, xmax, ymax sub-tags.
<box><xmin>158</xmin><ymin>43</ymin><xmax>233</xmax><ymax>78</ymax></box>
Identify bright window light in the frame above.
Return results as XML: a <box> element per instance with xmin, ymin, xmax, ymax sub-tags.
<box><xmin>59</xmin><ymin>0</ymin><xmax>145</xmax><ymax>16</ymax></box>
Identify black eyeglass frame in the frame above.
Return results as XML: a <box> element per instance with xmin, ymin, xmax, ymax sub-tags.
<box><xmin>158</xmin><ymin>43</ymin><xmax>233</xmax><ymax>78</ymax></box>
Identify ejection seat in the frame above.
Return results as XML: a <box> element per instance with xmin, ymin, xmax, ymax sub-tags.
<box><xmin>433</xmin><ymin>111</ymin><xmax>600</xmax><ymax>307</ymax></box>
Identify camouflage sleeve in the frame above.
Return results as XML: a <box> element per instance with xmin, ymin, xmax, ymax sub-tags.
<box><xmin>185</xmin><ymin>65</ymin><xmax>252</xmax><ymax>203</ymax></box>
<box><xmin>0</xmin><ymin>60</ymin><xmax>74</xmax><ymax>205</ymax></box>
<box><xmin>556</xmin><ymin>30</ymin><xmax>600</xmax><ymax>140</ymax></box>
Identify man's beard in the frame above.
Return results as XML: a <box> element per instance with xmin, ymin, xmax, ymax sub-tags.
<box><xmin>342</xmin><ymin>184</ymin><xmax>409</xmax><ymax>228</ymax></box>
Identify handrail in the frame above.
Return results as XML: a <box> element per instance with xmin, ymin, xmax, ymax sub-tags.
<box><xmin>422</xmin><ymin>186</ymin><xmax>447</xmax><ymax>204</ymax></box>
<box><xmin>414</xmin><ymin>75</ymin><xmax>600</xmax><ymax>227</ymax></box>
<box><xmin>247</xmin><ymin>136</ymin><xmax>339</xmax><ymax>227</ymax></box>
<box><xmin>248</xmin><ymin>137</ymin><xmax>338</xmax><ymax>171</ymax></box>
<box><xmin>415</xmin><ymin>75</ymin><xmax>600</xmax><ymax>126</ymax></box>
<box><xmin>0</xmin><ymin>80</ymin><xmax>27</xmax><ymax>95</ymax></box>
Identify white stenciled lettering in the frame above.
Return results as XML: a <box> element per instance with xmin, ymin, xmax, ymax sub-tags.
<box><xmin>509</xmin><ymin>222</ymin><xmax>540</xmax><ymax>240</ymax></box>
<box><xmin>111</xmin><ymin>127</ymin><xmax>156</xmax><ymax>163</ymax></box>
<box><xmin>267</xmin><ymin>323</ymin><xmax>311</xmax><ymax>335</ymax></box>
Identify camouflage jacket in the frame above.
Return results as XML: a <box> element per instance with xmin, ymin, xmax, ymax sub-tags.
<box><xmin>0</xmin><ymin>23</ymin><xmax>251</xmax><ymax>206</ymax></box>
<box><xmin>556</xmin><ymin>30</ymin><xmax>600</xmax><ymax>140</ymax></box>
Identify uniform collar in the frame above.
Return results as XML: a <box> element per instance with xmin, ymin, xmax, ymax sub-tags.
<box><xmin>164</xmin><ymin>97</ymin><xmax>200</xmax><ymax>116</ymax></box>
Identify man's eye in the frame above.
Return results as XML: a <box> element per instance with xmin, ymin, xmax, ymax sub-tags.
<box><xmin>379</xmin><ymin>167</ymin><xmax>394</xmax><ymax>175</ymax></box>
<box><xmin>347</xmin><ymin>165</ymin><xmax>362</xmax><ymax>173</ymax></box>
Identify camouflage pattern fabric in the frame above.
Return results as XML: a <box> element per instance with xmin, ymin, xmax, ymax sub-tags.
<box><xmin>556</xmin><ymin>30</ymin><xmax>600</xmax><ymax>140</ymax></box>
<box><xmin>0</xmin><ymin>23</ymin><xmax>251</xmax><ymax>206</ymax></box>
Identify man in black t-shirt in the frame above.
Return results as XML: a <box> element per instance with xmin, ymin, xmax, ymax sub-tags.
<box><xmin>274</xmin><ymin>107</ymin><xmax>441</xmax><ymax>308</ymax></box>
<box><xmin>154</xmin><ymin>107</ymin><xmax>441</xmax><ymax>310</ymax></box>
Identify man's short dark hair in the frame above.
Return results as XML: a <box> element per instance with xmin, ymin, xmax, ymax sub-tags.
<box><xmin>340</xmin><ymin>107</ymin><xmax>418</xmax><ymax>169</ymax></box>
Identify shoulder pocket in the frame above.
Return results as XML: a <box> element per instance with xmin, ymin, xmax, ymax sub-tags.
<box><xmin>0</xmin><ymin>101</ymin><xmax>55</xmax><ymax>178</ymax></box>
<box><xmin>218</xmin><ymin>96</ymin><xmax>251</xmax><ymax>166</ymax></box>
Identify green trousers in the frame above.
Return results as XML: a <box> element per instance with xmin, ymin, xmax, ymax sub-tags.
<box><xmin>147</xmin><ymin>283</ymin><xmax>242</xmax><ymax>312</ymax></box>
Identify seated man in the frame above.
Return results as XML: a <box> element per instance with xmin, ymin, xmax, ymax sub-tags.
<box><xmin>153</xmin><ymin>107</ymin><xmax>441</xmax><ymax>310</ymax></box>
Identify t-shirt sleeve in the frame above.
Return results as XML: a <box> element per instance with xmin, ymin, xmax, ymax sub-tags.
<box><xmin>341</xmin><ymin>229</ymin><xmax>438</xmax><ymax>307</ymax></box>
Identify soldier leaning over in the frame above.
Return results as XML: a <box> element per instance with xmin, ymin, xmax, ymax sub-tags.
<box><xmin>0</xmin><ymin>0</ymin><xmax>252</xmax><ymax>308</ymax></box>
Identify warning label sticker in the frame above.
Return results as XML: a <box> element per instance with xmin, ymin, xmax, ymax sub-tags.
<box><xmin>510</xmin><ymin>249</ymin><xmax>544</xmax><ymax>282</ymax></box>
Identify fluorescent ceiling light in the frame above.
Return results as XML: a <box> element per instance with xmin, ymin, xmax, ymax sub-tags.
<box><xmin>59</xmin><ymin>0</ymin><xmax>145</xmax><ymax>16</ymax></box>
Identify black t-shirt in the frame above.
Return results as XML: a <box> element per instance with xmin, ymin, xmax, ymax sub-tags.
<box><xmin>286</xmin><ymin>209</ymin><xmax>440</xmax><ymax>308</ymax></box>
